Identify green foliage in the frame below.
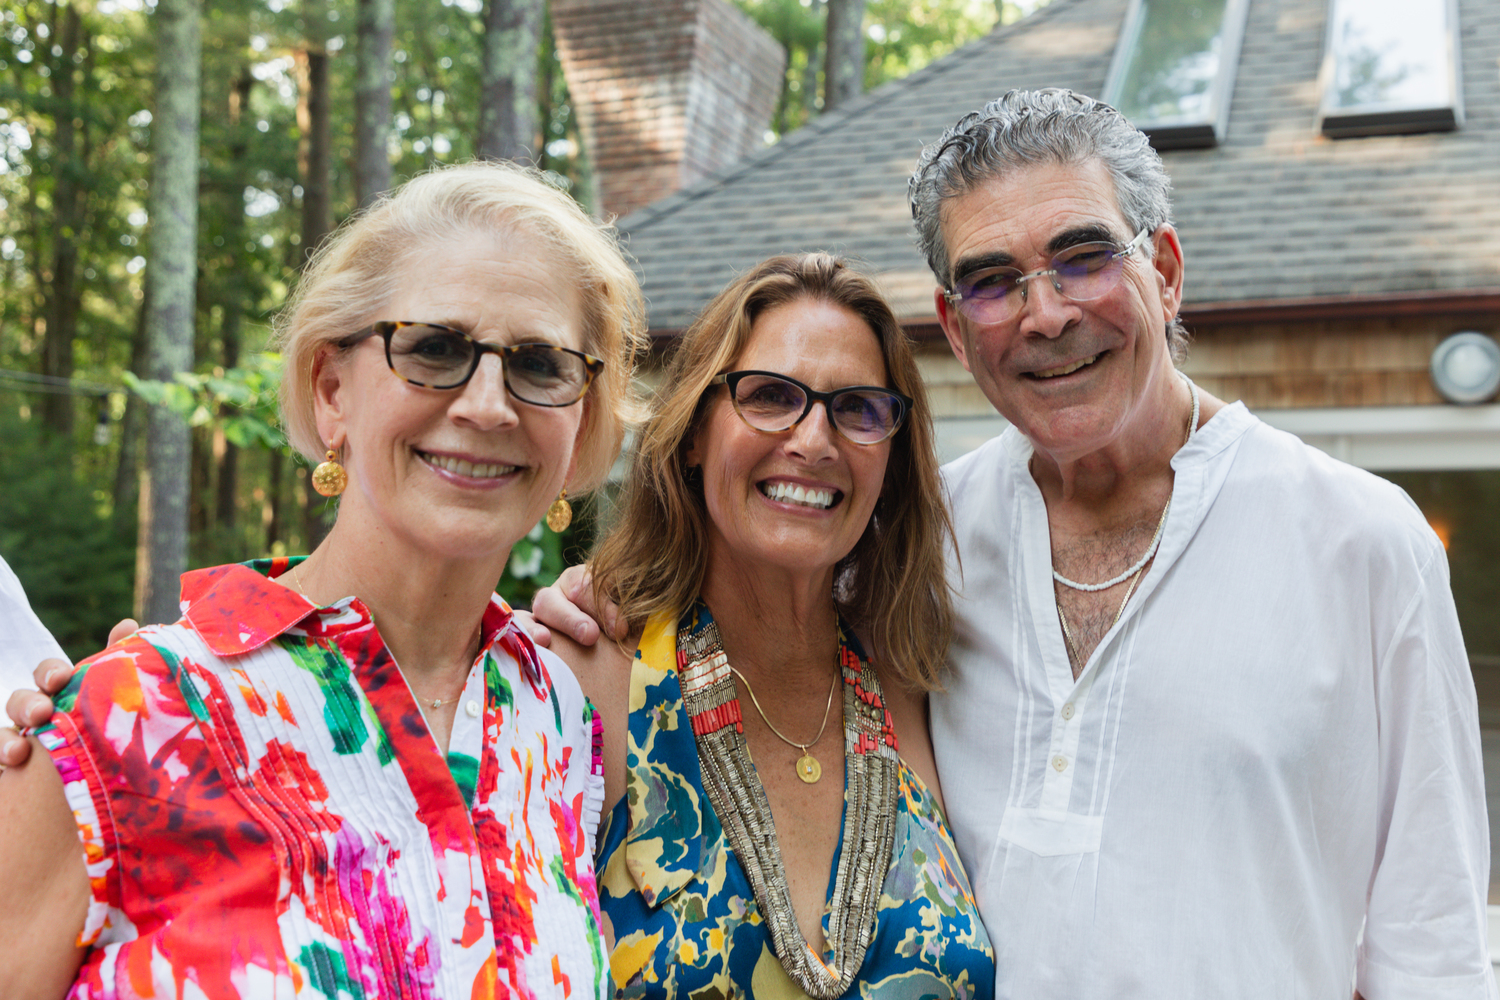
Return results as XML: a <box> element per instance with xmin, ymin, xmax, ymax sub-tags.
<box><xmin>0</xmin><ymin>406</ymin><xmax>135</xmax><ymax>662</ymax></box>
<box><xmin>1</xmin><ymin>0</ymin><xmax>1023</xmax><ymax>621</ymax></box>
<box><xmin>499</xmin><ymin>518</ymin><xmax>570</xmax><ymax>607</ymax></box>
<box><xmin>732</xmin><ymin>0</ymin><xmax>1048</xmax><ymax>137</ymax></box>
<box><xmin>124</xmin><ymin>352</ymin><xmax>286</xmax><ymax>449</ymax></box>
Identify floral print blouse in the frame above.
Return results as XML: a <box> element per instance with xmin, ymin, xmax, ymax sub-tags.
<box><xmin>37</xmin><ymin>558</ymin><xmax>608</xmax><ymax>999</ymax></box>
<box><xmin>596</xmin><ymin>605</ymin><xmax>995</xmax><ymax>999</ymax></box>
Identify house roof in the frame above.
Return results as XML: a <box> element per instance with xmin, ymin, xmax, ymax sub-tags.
<box><xmin>616</xmin><ymin>0</ymin><xmax>1500</xmax><ymax>333</ymax></box>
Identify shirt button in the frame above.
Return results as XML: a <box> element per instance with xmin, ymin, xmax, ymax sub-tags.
<box><xmin>1061</xmin><ymin>703</ymin><xmax>1075</xmax><ymax>720</ymax></box>
<box><xmin>465</xmin><ymin>700</ymin><xmax>481</xmax><ymax>718</ymax></box>
<box><xmin>1052</xmin><ymin>755</ymin><xmax>1068</xmax><ymax>772</ymax></box>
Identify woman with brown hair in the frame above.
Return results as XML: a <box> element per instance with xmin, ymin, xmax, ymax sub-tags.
<box><xmin>555</xmin><ymin>253</ymin><xmax>993</xmax><ymax>997</ymax></box>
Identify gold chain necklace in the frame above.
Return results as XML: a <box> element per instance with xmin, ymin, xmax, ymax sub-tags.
<box><xmin>1054</xmin><ymin>375</ymin><xmax>1199</xmax><ymax>674</ymax></box>
<box><xmin>729</xmin><ymin>663</ymin><xmax>839</xmax><ymax>784</ymax></box>
<box><xmin>1057</xmin><ymin>557</ymin><xmax>1149</xmax><ymax>673</ymax></box>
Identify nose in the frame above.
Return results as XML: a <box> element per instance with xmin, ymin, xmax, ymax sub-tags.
<box><xmin>785</xmin><ymin>398</ymin><xmax>840</xmax><ymax>462</ymax></box>
<box><xmin>447</xmin><ymin>353</ymin><xmax>520</xmax><ymax>430</ymax></box>
<box><xmin>1016</xmin><ymin>270</ymin><xmax>1079</xmax><ymax>340</ymax></box>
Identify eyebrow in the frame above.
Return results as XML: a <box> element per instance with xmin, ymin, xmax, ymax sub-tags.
<box><xmin>424</xmin><ymin>319</ymin><xmax>566</xmax><ymax>347</ymax></box>
<box><xmin>950</xmin><ymin>222</ymin><xmax>1125</xmax><ymax>284</ymax></box>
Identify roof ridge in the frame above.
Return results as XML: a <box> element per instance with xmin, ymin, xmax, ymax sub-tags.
<box><xmin>616</xmin><ymin>0</ymin><xmax>1084</xmax><ymax>233</ymax></box>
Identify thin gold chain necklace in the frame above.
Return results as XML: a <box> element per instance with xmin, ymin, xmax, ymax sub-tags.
<box><xmin>1055</xmin><ymin>375</ymin><xmax>1200</xmax><ymax>673</ymax></box>
<box><xmin>729</xmin><ymin>662</ymin><xmax>840</xmax><ymax>784</ymax></box>
<box><xmin>286</xmin><ymin>564</ymin><xmax>471</xmax><ymax>711</ymax></box>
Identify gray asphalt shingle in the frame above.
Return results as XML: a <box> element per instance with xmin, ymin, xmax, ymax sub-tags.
<box><xmin>617</xmin><ymin>0</ymin><xmax>1500</xmax><ymax>332</ymax></box>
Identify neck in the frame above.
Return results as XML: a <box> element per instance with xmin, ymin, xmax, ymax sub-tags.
<box><xmin>1030</xmin><ymin>366</ymin><xmax>1198</xmax><ymax>510</ymax></box>
<box><xmin>698</xmin><ymin>554</ymin><xmax>840</xmax><ymax>690</ymax></box>
<box><xmin>294</xmin><ymin>517</ymin><xmax>507</xmax><ymax>693</ymax></box>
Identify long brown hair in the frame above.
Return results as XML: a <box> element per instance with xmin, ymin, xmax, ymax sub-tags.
<box><xmin>591</xmin><ymin>253</ymin><xmax>954</xmax><ymax>689</ymax></box>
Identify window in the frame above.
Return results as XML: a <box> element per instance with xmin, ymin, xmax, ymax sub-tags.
<box><xmin>1319</xmin><ymin>0</ymin><xmax>1462</xmax><ymax>138</ymax></box>
<box><xmin>1102</xmin><ymin>0</ymin><xmax>1252</xmax><ymax>149</ymax></box>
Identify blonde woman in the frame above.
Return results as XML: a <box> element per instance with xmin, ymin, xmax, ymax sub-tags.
<box><xmin>0</xmin><ymin>161</ymin><xmax>644</xmax><ymax>999</ymax></box>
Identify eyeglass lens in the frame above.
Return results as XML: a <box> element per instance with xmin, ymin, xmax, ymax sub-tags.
<box><xmin>955</xmin><ymin>241</ymin><xmax>1128</xmax><ymax>323</ymax></box>
<box><xmin>387</xmin><ymin>324</ymin><xmax>591</xmax><ymax>405</ymax></box>
<box><xmin>731</xmin><ymin>373</ymin><xmax>903</xmax><ymax>444</ymax></box>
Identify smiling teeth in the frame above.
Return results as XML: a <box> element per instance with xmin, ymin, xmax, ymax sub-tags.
<box><xmin>762</xmin><ymin>481</ymin><xmax>835</xmax><ymax>509</ymax></box>
<box><xmin>1034</xmin><ymin>354</ymin><xmax>1100</xmax><ymax>378</ymax></box>
<box><xmin>422</xmin><ymin>453</ymin><xmax>517</xmax><ymax>478</ymax></box>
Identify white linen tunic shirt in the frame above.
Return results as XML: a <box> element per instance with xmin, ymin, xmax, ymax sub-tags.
<box><xmin>0</xmin><ymin>553</ymin><xmax>67</xmax><ymax>708</ymax></box>
<box><xmin>932</xmin><ymin>402</ymin><xmax>1493</xmax><ymax>999</ymax></box>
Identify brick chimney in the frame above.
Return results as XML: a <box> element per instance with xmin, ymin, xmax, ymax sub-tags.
<box><xmin>551</xmin><ymin>0</ymin><xmax>786</xmax><ymax>219</ymax></box>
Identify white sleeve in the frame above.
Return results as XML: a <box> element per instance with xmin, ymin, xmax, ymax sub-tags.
<box><xmin>1358</xmin><ymin>544</ymin><xmax>1497</xmax><ymax>999</ymax></box>
<box><xmin>0</xmin><ymin>555</ymin><xmax>69</xmax><ymax>707</ymax></box>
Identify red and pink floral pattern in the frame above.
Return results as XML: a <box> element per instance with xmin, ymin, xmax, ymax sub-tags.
<box><xmin>38</xmin><ymin>558</ymin><xmax>607</xmax><ymax>999</ymax></box>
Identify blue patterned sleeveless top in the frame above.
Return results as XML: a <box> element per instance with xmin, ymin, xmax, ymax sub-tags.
<box><xmin>595</xmin><ymin>603</ymin><xmax>995</xmax><ymax>999</ymax></box>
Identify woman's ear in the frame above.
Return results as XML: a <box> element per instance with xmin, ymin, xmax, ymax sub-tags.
<box><xmin>311</xmin><ymin>343</ymin><xmax>348</xmax><ymax>451</ymax></box>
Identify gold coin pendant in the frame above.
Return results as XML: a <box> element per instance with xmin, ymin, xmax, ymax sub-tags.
<box><xmin>796</xmin><ymin>753</ymin><xmax>821</xmax><ymax>784</ymax></box>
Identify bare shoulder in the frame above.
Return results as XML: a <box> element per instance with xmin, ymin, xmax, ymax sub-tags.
<box><xmin>550</xmin><ymin>632</ymin><xmax>637</xmax><ymax>815</ymax></box>
<box><xmin>549</xmin><ymin>632</ymin><xmax>635</xmax><ymax>712</ymax></box>
<box><xmin>876</xmin><ymin>666</ymin><xmax>947</xmax><ymax>814</ymax></box>
<box><xmin>0</xmin><ymin>738</ymin><xmax>90</xmax><ymax>995</ymax></box>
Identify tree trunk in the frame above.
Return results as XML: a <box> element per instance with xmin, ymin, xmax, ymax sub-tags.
<box><xmin>40</xmin><ymin>4</ymin><xmax>86</xmax><ymax>437</ymax></box>
<box><xmin>294</xmin><ymin>46</ymin><xmax>333</xmax><ymax>263</ymax></box>
<box><xmin>354</xmin><ymin>0</ymin><xmax>394</xmax><ymax>207</ymax></box>
<box><xmin>266</xmin><ymin>448</ymin><xmax>283</xmax><ymax>552</ymax></box>
<box><xmin>137</xmin><ymin>0</ymin><xmax>202</xmax><ymax>625</ymax></box>
<box><xmin>113</xmin><ymin>284</ymin><xmax>149</xmax><ymax>521</ymax></box>
<box><xmin>823</xmin><ymin>0</ymin><xmax>865</xmax><ymax>112</ymax></box>
<box><xmin>215</xmin><ymin>64</ymin><xmax>253</xmax><ymax>533</ymax></box>
<box><xmin>476</xmin><ymin>0</ymin><xmax>543</xmax><ymax>162</ymax></box>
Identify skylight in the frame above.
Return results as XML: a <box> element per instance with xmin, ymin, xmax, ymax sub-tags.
<box><xmin>1102</xmin><ymin>0</ymin><xmax>1252</xmax><ymax>149</ymax></box>
<box><xmin>1319</xmin><ymin>0</ymin><xmax>1461</xmax><ymax>137</ymax></box>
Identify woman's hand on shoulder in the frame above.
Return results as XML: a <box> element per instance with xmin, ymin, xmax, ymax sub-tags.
<box><xmin>528</xmin><ymin>565</ymin><xmax>624</xmax><ymax>648</ymax></box>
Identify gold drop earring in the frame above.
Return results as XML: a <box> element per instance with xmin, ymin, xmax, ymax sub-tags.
<box><xmin>311</xmin><ymin>448</ymin><xmax>347</xmax><ymax>497</ymax></box>
<box><xmin>546</xmin><ymin>488</ymin><xmax>572</xmax><ymax>532</ymax></box>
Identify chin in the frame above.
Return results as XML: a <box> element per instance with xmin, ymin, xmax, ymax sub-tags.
<box><xmin>407</xmin><ymin>514</ymin><xmax>533</xmax><ymax>566</ymax></box>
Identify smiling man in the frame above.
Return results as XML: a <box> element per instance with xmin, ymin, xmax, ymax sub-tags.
<box><xmin>912</xmin><ymin>89</ymin><xmax>1493</xmax><ymax>999</ymax></box>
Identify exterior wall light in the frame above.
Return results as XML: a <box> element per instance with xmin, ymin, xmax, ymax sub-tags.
<box><xmin>1430</xmin><ymin>331</ymin><xmax>1500</xmax><ymax>405</ymax></box>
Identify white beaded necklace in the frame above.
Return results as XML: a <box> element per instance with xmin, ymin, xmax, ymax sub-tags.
<box><xmin>1051</xmin><ymin>375</ymin><xmax>1199</xmax><ymax>593</ymax></box>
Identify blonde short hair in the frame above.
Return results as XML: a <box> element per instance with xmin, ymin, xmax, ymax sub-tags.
<box><xmin>274</xmin><ymin>160</ymin><xmax>647</xmax><ymax>491</ymax></box>
<box><xmin>591</xmin><ymin>253</ymin><xmax>955</xmax><ymax>689</ymax></box>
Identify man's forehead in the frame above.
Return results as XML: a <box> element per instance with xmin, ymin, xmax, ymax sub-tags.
<box><xmin>939</xmin><ymin>158</ymin><xmax>1127</xmax><ymax>269</ymax></box>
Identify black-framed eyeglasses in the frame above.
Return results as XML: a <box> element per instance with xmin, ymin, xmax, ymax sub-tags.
<box><xmin>710</xmin><ymin>370</ymin><xmax>912</xmax><ymax>445</ymax></box>
<box><xmin>340</xmin><ymin>321</ymin><xmax>604</xmax><ymax>407</ymax></box>
<box><xmin>943</xmin><ymin>227</ymin><xmax>1152</xmax><ymax>325</ymax></box>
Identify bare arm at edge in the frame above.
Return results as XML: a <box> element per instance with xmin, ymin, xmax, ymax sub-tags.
<box><xmin>0</xmin><ymin>737</ymin><xmax>90</xmax><ymax>997</ymax></box>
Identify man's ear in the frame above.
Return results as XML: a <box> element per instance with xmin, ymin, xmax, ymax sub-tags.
<box><xmin>935</xmin><ymin>287</ymin><xmax>973</xmax><ymax>373</ymax></box>
<box><xmin>1151</xmin><ymin>225</ymin><xmax>1185</xmax><ymax>322</ymax></box>
<box><xmin>311</xmin><ymin>343</ymin><xmax>348</xmax><ymax>450</ymax></box>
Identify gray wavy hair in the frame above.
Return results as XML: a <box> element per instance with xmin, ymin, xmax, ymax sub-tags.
<box><xmin>908</xmin><ymin>88</ymin><xmax>1188</xmax><ymax>363</ymax></box>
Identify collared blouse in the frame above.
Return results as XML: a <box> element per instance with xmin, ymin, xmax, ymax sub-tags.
<box><xmin>38</xmin><ymin>558</ymin><xmax>608</xmax><ymax>999</ymax></box>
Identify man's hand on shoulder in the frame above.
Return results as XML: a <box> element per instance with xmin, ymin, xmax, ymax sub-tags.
<box><xmin>0</xmin><ymin>617</ymin><xmax>137</xmax><ymax>767</ymax></box>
